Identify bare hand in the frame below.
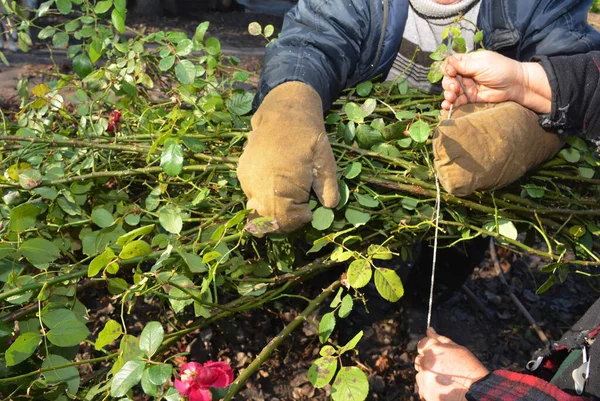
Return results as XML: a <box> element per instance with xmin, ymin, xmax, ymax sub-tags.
<box><xmin>414</xmin><ymin>328</ymin><xmax>489</xmax><ymax>401</ymax></box>
<box><xmin>441</xmin><ymin>51</ymin><xmax>525</xmax><ymax>110</ymax></box>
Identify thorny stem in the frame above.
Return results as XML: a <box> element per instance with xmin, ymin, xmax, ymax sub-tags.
<box><xmin>223</xmin><ymin>279</ymin><xmax>342</xmax><ymax>401</ymax></box>
<box><xmin>0</xmin><ymin>353</ymin><xmax>119</xmax><ymax>384</ymax></box>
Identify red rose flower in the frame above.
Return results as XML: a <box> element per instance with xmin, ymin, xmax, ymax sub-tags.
<box><xmin>107</xmin><ymin>110</ymin><xmax>121</xmax><ymax>132</ymax></box>
<box><xmin>174</xmin><ymin>361</ymin><xmax>234</xmax><ymax>401</ymax></box>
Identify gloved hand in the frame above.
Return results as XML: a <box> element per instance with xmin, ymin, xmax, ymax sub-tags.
<box><xmin>237</xmin><ymin>81</ymin><xmax>340</xmax><ymax>233</ymax></box>
<box><xmin>433</xmin><ymin>102</ymin><xmax>564</xmax><ymax>196</ymax></box>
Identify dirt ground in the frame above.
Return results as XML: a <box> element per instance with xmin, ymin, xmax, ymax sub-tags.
<box><xmin>2</xmin><ymin>9</ymin><xmax>600</xmax><ymax>401</ymax></box>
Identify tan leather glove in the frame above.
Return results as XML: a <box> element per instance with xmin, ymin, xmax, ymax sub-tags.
<box><xmin>433</xmin><ymin>102</ymin><xmax>564</xmax><ymax>196</ymax></box>
<box><xmin>237</xmin><ymin>81</ymin><xmax>340</xmax><ymax>233</ymax></box>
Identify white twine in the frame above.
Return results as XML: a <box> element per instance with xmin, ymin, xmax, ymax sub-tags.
<box><xmin>427</xmin><ymin>172</ymin><xmax>441</xmax><ymax>329</ymax></box>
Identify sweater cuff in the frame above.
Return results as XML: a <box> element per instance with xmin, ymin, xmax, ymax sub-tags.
<box><xmin>467</xmin><ymin>370</ymin><xmax>581</xmax><ymax>401</ymax></box>
<box><xmin>531</xmin><ymin>55</ymin><xmax>571</xmax><ymax>134</ymax></box>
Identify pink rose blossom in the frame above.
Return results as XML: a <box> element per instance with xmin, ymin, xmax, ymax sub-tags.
<box><xmin>175</xmin><ymin>361</ymin><xmax>234</xmax><ymax>401</ymax></box>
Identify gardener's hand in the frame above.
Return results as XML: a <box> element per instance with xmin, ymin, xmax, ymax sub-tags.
<box><xmin>415</xmin><ymin>328</ymin><xmax>489</xmax><ymax>401</ymax></box>
<box><xmin>442</xmin><ymin>51</ymin><xmax>551</xmax><ymax>114</ymax></box>
<box><xmin>237</xmin><ymin>81</ymin><xmax>339</xmax><ymax>234</ymax></box>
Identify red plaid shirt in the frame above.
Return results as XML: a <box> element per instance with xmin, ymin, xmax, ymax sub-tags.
<box><xmin>467</xmin><ymin>370</ymin><xmax>592</xmax><ymax>401</ymax></box>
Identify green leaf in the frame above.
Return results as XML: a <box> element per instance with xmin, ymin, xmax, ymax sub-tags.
<box><xmin>176</xmin><ymin>39</ymin><xmax>193</xmax><ymax>56</ymax></box>
<box><xmin>95</xmin><ymin>319</ymin><xmax>123</xmax><ymax>350</ymax></box>
<box><xmin>117</xmin><ymin>224</ymin><xmax>155</xmax><ymax>246</ymax></box>
<box><xmin>56</xmin><ymin>0</ymin><xmax>72</xmax><ymax>14</ymax></box>
<box><xmin>41</xmin><ymin>308</ymin><xmax>78</xmax><ymax>329</ymax></box>
<box><xmin>409</xmin><ymin>120</ymin><xmax>431</xmax><ymax>143</ymax></box>
<box><xmin>339</xmin><ymin>331</ymin><xmax>363</xmax><ymax>355</ymax></box>
<box><xmin>111</xmin><ymin>8</ymin><xmax>125</xmax><ymax>34</ymax></box>
<box><xmin>119</xmin><ymin>240</ymin><xmax>152</xmax><ymax>260</ymax></box>
<box><xmin>19</xmin><ymin>169</ymin><xmax>42</xmax><ymax>189</ymax></box>
<box><xmin>428</xmin><ymin>60</ymin><xmax>444</xmax><ymax>83</ymax></box>
<box><xmin>452</xmin><ymin>37</ymin><xmax>467</xmax><ymax>53</ymax></box>
<box><xmin>175</xmin><ymin>60</ymin><xmax>196</xmax><ymax>84</ymax></box>
<box><xmin>308</xmin><ymin>356</ymin><xmax>338</xmax><ymax>388</ymax></box>
<box><xmin>329</xmin><ymin>288</ymin><xmax>343</xmax><ymax>308</ymax></box>
<box><xmin>248</xmin><ymin>21</ymin><xmax>261</xmax><ymax>36</ymax></box>
<box><xmin>159</xmin><ymin>55</ymin><xmax>175</xmax><ymax>71</ymax></box>
<box><xmin>120</xmin><ymin>334</ymin><xmax>143</xmax><ymax>362</ymax></box>
<box><xmin>205</xmin><ymin>37</ymin><xmax>221</xmax><ymax>55</ymax></box>
<box><xmin>356</xmin><ymin>81</ymin><xmax>373</xmax><ymax>97</ymax></box>
<box><xmin>331</xmin><ymin>366</ymin><xmax>369</xmax><ymax>401</ymax></box>
<box><xmin>344</xmin><ymin>162</ymin><xmax>362</xmax><ymax>179</ymax></box>
<box><xmin>5</xmin><ymin>332</ymin><xmax>41</xmax><ymax>366</ymax></box>
<box><xmin>227</xmin><ymin>92</ymin><xmax>254</xmax><ymax>116</ymax></box>
<box><xmin>354</xmin><ymin>193</ymin><xmax>378</xmax><ymax>208</ymax></box>
<box><xmin>139</xmin><ymin>321</ymin><xmax>164</xmax><ymax>358</ymax></box>
<box><xmin>368</xmin><ymin>244</ymin><xmax>393</xmax><ymax>260</ymax></box>
<box><xmin>474</xmin><ymin>30</ymin><xmax>484</xmax><ymax>43</ymax></box>
<box><xmin>20</xmin><ymin>238</ymin><xmax>61</xmax><ymax>265</ymax></box>
<box><xmin>141</xmin><ymin>369</ymin><xmax>159</xmax><ymax>397</ymax></box>
<box><xmin>347</xmin><ymin>259</ymin><xmax>372</xmax><ymax>289</ymax></box>
<box><xmin>89</xmin><ymin>38</ymin><xmax>103</xmax><ymax>63</ymax></box>
<box><xmin>312</xmin><ymin>207</ymin><xmax>335</xmax><ymax>231</ymax></box>
<box><xmin>94</xmin><ymin>0</ymin><xmax>113</xmax><ymax>13</ymax></box>
<box><xmin>579</xmin><ymin>167</ymin><xmax>595</xmax><ymax>179</ymax></box>
<box><xmin>47</xmin><ymin>320</ymin><xmax>90</xmax><ymax>347</ymax></box>
<box><xmin>91</xmin><ymin>208</ymin><xmax>115</xmax><ymax>228</ymax></box>
<box><xmin>345</xmin><ymin>209</ymin><xmax>370</xmax><ymax>227</ymax></box>
<box><xmin>559</xmin><ymin>148</ymin><xmax>581</xmax><ymax>163</ymax></box>
<box><xmin>536</xmin><ymin>274</ymin><xmax>556</xmax><ymax>295</ymax></box>
<box><xmin>111</xmin><ymin>360</ymin><xmax>145</xmax><ymax>397</ymax></box>
<box><xmin>360</xmin><ymin>99</ymin><xmax>377</xmax><ymax>116</ymax></box>
<box><xmin>244</xmin><ymin>217</ymin><xmax>279</xmax><ymax>238</ymax></box>
<box><xmin>9</xmin><ymin>203</ymin><xmax>40</xmax><ymax>232</ymax></box>
<box><xmin>497</xmin><ymin>219</ymin><xmax>518</xmax><ymax>240</ymax></box>
<box><xmin>319</xmin><ymin>312</ymin><xmax>336</xmax><ymax>344</ymax></box>
<box><xmin>147</xmin><ymin>363</ymin><xmax>173</xmax><ymax>385</ymax></box>
<box><xmin>158</xmin><ymin>205</ymin><xmax>183</xmax><ymax>234</ymax></box>
<box><xmin>73</xmin><ymin>53</ymin><xmax>93</xmax><ymax>78</ymax></box>
<box><xmin>179</xmin><ymin>250</ymin><xmax>208</xmax><ymax>273</ymax></box>
<box><xmin>114</xmin><ymin>0</ymin><xmax>126</xmax><ymax>14</ymax></box>
<box><xmin>167</xmin><ymin>274</ymin><xmax>195</xmax><ymax>313</ymax></box>
<box><xmin>52</xmin><ymin>32</ymin><xmax>69</xmax><ymax>48</ymax></box>
<box><xmin>430</xmin><ymin>43</ymin><xmax>448</xmax><ymax>61</ymax></box>
<box><xmin>161</xmin><ymin>138</ymin><xmax>184</xmax><ymax>177</ymax></box>
<box><xmin>43</xmin><ymin>354</ymin><xmax>80</xmax><ymax>393</ymax></box>
<box><xmin>33</xmin><ymin>187</ymin><xmax>58</xmax><ymax>200</ymax></box>
<box><xmin>263</xmin><ymin>24</ymin><xmax>274</xmax><ymax>38</ymax></box>
<box><xmin>0</xmin><ymin>321</ymin><xmax>11</xmax><ymax>340</ymax></box>
<box><xmin>374</xmin><ymin>268</ymin><xmax>404</xmax><ymax>302</ymax></box>
<box><xmin>524</xmin><ymin>185</ymin><xmax>545</xmax><ymax>199</ymax></box>
<box><xmin>356</xmin><ymin>124</ymin><xmax>383</xmax><ymax>149</ymax></box>
<box><xmin>338</xmin><ymin>294</ymin><xmax>353</xmax><ymax>318</ymax></box>
<box><xmin>193</xmin><ymin>21</ymin><xmax>210</xmax><ymax>46</ymax></box>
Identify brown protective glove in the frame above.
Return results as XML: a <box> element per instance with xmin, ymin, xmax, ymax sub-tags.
<box><xmin>433</xmin><ymin>102</ymin><xmax>564</xmax><ymax>196</ymax></box>
<box><xmin>237</xmin><ymin>81</ymin><xmax>339</xmax><ymax>233</ymax></box>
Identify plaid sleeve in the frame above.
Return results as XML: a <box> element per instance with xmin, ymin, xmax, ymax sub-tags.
<box><xmin>466</xmin><ymin>370</ymin><xmax>589</xmax><ymax>401</ymax></box>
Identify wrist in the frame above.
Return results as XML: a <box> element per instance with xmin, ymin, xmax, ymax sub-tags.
<box><xmin>515</xmin><ymin>62</ymin><xmax>552</xmax><ymax>114</ymax></box>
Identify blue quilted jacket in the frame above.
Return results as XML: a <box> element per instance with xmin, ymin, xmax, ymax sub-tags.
<box><xmin>254</xmin><ymin>0</ymin><xmax>600</xmax><ymax>110</ymax></box>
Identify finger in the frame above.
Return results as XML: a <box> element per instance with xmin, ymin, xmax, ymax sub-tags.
<box><xmin>441</xmin><ymin>76</ymin><xmax>458</xmax><ymax>93</ymax></box>
<box><xmin>414</xmin><ymin>354</ymin><xmax>422</xmax><ymax>371</ymax></box>
<box><xmin>443</xmin><ymin>90</ymin><xmax>457</xmax><ymax>103</ymax></box>
<box><xmin>312</xmin><ymin>132</ymin><xmax>340</xmax><ymax>208</ymax></box>
<box><xmin>445</xmin><ymin>53</ymin><xmax>476</xmax><ymax>77</ymax></box>
<box><xmin>441</xmin><ymin>99</ymin><xmax>452</xmax><ymax>110</ymax></box>
<box><xmin>427</xmin><ymin>329</ymin><xmax>454</xmax><ymax>344</ymax></box>
<box><xmin>442</xmin><ymin>57</ymin><xmax>458</xmax><ymax>77</ymax></box>
<box><xmin>417</xmin><ymin>336</ymin><xmax>438</xmax><ymax>354</ymax></box>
